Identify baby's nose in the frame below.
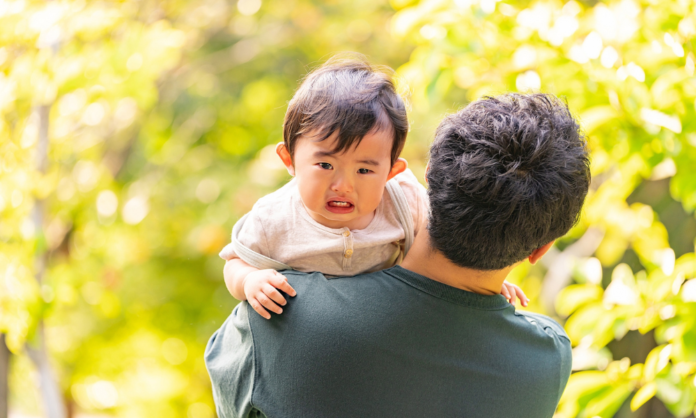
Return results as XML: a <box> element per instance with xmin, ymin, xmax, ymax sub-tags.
<box><xmin>331</xmin><ymin>174</ymin><xmax>354</xmax><ymax>193</ymax></box>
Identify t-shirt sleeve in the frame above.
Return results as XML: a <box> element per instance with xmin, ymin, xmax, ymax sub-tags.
<box><xmin>530</xmin><ymin>314</ymin><xmax>573</xmax><ymax>405</ymax></box>
<box><xmin>393</xmin><ymin>168</ymin><xmax>429</xmax><ymax>237</ymax></box>
<box><xmin>520</xmin><ymin>312</ymin><xmax>573</xmax><ymax>409</ymax></box>
<box><xmin>557</xmin><ymin>332</ymin><xmax>572</xmax><ymax>406</ymax></box>
<box><xmin>204</xmin><ymin>303</ymin><xmax>257</xmax><ymax>418</ymax></box>
<box><xmin>219</xmin><ymin>210</ymin><xmax>272</xmax><ymax>261</ymax></box>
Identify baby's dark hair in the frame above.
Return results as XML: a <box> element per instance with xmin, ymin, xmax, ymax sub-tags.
<box><xmin>283</xmin><ymin>54</ymin><xmax>408</xmax><ymax>165</ymax></box>
<box><xmin>427</xmin><ymin>93</ymin><xmax>591</xmax><ymax>270</ymax></box>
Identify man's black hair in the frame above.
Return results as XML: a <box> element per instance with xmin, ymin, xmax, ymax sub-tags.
<box><xmin>427</xmin><ymin>93</ymin><xmax>591</xmax><ymax>270</ymax></box>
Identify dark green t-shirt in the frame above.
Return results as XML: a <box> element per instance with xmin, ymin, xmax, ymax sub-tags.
<box><xmin>205</xmin><ymin>266</ymin><xmax>571</xmax><ymax>418</ymax></box>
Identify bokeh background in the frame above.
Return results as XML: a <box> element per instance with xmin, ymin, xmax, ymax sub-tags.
<box><xmin>1</xmin><ymin>0</ymin><xmax>696</xmax><ymax>417</ymax></box>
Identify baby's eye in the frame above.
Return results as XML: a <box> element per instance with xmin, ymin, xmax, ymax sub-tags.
<box><xmin>358</xmin><ymin>168</ymin><xmax>371</xmax><ymax>174</ymax></box>
<box><xmin>318</xmin><ymin>162</ymin><xmax>333</xmax><ymax>170</ymax></box>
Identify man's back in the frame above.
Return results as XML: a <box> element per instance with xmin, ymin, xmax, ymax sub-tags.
<box><xmin>206</xmin><ymin>266</ymin><xmax>571</xmax><ymax>418</ymax></box>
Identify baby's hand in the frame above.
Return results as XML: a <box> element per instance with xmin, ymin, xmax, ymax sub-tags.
<box><xmin>244</xmin><ymin>269</ymin><xmax>297</xmax><ymax>319</ymax></box>
<box><xmin>501</xmin><ymin>281</ymin><xmax>529</xmax><ymax>307</ymax></box>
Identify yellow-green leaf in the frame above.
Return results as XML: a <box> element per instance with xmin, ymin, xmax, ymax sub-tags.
<box><xmin>585</xmin><ymin>382</ymin><xmax>634</xmax><ymax>418</ymax></box>
<box><xmin>579</xmin><ymin>106</ymin><xmax>619</xmax><ymax>133</ymax></box>
<box><xmin>644</xmin><ymin>345</ymin><xmax>670</xmax><ymax>381</ymax></box>
<box><xmin>631</xmin><ymin>382</ymin><xmax>657</xmax><ymax>411</ymax></box>
<box><xmin>555</xmin><ymin>284</ymin><xmax>603</xmax><ymax>317</ymax></box>
<box><xmin>564</xmin><ymin>302</ymin><xmax>608</xmax><ymax>345</ymax></box>
<box><xmin>560</xmin><ymin>371</ymin><xmax>609</xmax><ymax>403</ymax></box>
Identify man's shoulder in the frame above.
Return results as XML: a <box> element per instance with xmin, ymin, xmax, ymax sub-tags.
<box><xmin>275</xmin><ymin>269</ymin><xmax>400</xmax><ymax>316</ymax></box>
<box><xmin>515</xmin><ymin>311</ymin><xmax>570</xmax><ymax>342</ymax></box>
<box><xmin>515</xmin><ymin>311</ymin><xmax>573</xmax><ymax>407</ymax></box>
<box><xmin>280</xmin><ymin>269</ymin><xmax>390</xmax><ymax>291</ymax></box>
<box><xmin>282</xmin><ymin>269</ymin><xmax>388</xmax><ymax>279</ymax></box>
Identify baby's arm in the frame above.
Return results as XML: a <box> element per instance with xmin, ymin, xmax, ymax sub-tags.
<box><xmin>224</xmin><ymin>258</ymin><xmax>296</xmax><ymax>320</ymax></box>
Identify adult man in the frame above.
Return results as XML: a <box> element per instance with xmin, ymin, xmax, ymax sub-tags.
<box><xmin>206</xmin><ymin>93</ymin><xmax>590</xmax><ymax>417</ymax></box>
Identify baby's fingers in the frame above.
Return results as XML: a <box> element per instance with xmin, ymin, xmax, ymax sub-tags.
<box><xmin>501</xmin><ymin>285</ymin><xmax>511</xmax><ymax>302</ymax></box>
<box><xmin>248</xmin><ymin>298</ymin><xmax>271</xmax><ymax>320</ymax></box>
<box><xmin>513</xmin><ymin>285</ymin><xmax>529</xmax><ymax>307</ymax></box>
<box><xmin>270</xmin><ymin>273</ymin><xmax>297</xmax><ymax>297</ymax></box>
<box><xmin>505</xmin><ymin>282</ymin><xmax>528</xmax><ymax>307</ymax></box>
<box><xmin>508</xmin><ymin>290</ymin><xmax>517</xmax><ymax>306</ymax></box>
<box><xmin>262</xmin><ymin>283</ymin><xmax>287</xmax><ymax>307</ymax></box>
<box><xmin>256</xmin><ymin>292</ymin><xmax>283</xmax><ymax>315</ymax></box>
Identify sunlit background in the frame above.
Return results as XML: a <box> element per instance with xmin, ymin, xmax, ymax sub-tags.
<box><xmin>1</xmin><ymin>0</ymin><xmax>695</xmax><ymax>417</ymax></box>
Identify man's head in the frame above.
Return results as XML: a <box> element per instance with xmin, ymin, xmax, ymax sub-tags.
<box><xmin>275</xmin><ymin>54</ymin><xmax>409</xmax><ymax>230</ymax></box>
<box><xmin>426</xmin><ymin>93</ymin><xmax>591</xmax><ymax>270</ymax></box>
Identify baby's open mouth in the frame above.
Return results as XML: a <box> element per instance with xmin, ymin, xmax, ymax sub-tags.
<box><xmin>328</xmin><ymin>201</ymin><xmax>352</xmax><ymax>208</ymax></box>
<box><xmin>326</xmin><ymin>200</ymin><xmax>355</xmax><ymax>214</ymax></box>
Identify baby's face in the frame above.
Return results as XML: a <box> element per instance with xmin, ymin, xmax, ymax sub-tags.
<box><xmin>284</xmin><ymin>129</ymin><xmax>401</xmax><ymax>230</ymax></box>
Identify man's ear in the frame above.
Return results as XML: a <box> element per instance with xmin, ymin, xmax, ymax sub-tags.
<box><xmin>276</xmin><ymin>143</ymin><xmax>295</xmax><ymax>176</ymax></box>
<box><xmin>424</xmin><ymin>162</ymin><xmax>430</xmax><ymax>184</ymax></box>
<box><xmin>387</xmin><ymin>158</ymin><xmax>408</xmax><ymax>181</ymax></box>
<box><xmin>528</xmin><ymin>241</ymin><xmax>555</xmax><ymax>265</ymax></box>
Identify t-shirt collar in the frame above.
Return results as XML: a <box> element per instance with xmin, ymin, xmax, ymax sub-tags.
<box><xmin>385</xmin><ymin>265</ymin><xmax>511</xmax><ymax>310</ymax></box>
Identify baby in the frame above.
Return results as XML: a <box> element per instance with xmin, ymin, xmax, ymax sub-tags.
<box><xmin>220</xmin><ymin>55</ymin><xmax>528</xmax><ymax>319</ymax></box>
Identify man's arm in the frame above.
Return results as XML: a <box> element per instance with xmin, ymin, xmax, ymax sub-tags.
<box><xmin>205</xmin><ymin>302</ymin><xmax>258</xmax><ymax>418</ymax></box>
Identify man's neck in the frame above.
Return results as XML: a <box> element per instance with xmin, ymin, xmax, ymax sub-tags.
<box><xmin>400</xmin><ymin>231</ymin><xmax>513</xmax><ymax>296</ymax></box>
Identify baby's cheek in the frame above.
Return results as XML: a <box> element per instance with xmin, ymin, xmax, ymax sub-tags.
<box><xmin>362</xmin><ymin>190</ymin><xmax>385</xmax><ymax>212</ymax></box>
<box><xmin>298</xmin><ymin>181</ymin><xmax>324</xmax><ymax>205</ymax></box>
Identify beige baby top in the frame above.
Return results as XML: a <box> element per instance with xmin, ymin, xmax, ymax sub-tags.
<box><xmin>219</xmin><ymin>169</ymin><xmax>429</xmax><ymax>277</ymax></box>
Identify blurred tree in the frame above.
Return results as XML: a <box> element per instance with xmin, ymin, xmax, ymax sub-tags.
<box><xmin>393</xmin><ymin>0</ymin><xmax>696</xmax><ymax>416</ymax></box>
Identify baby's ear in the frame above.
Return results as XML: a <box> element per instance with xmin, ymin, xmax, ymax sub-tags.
<box><xmin>387</xmin><ymin>158</ymin><xmax>408</xmax><ymax>181</ymax></box>
<box><xmin>276</xmin><ymin>143</ymin><xmax>295</xmax><ymax>176</ymax></box>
